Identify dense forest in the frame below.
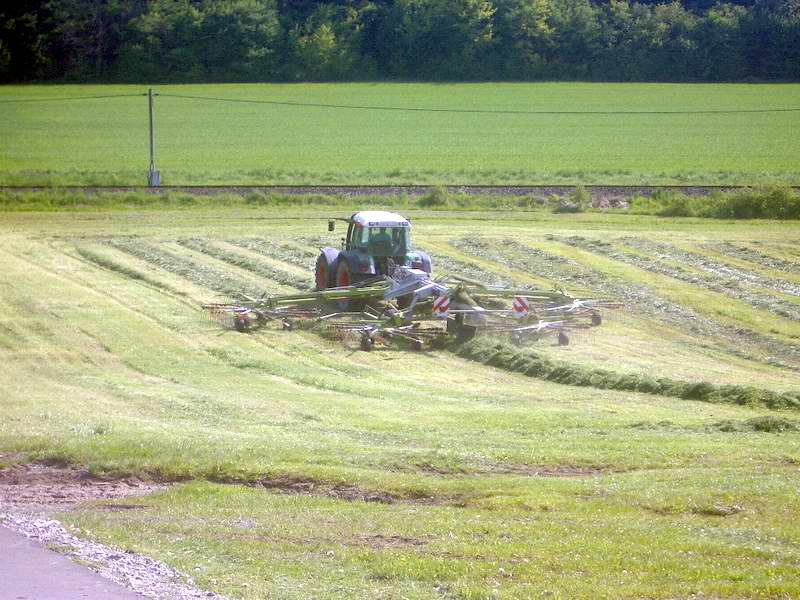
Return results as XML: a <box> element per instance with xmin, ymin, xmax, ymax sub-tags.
<box><xmin>1</xmin><ymin>0</ymin><xmax>798</xmax><ymax>83</ymax></box>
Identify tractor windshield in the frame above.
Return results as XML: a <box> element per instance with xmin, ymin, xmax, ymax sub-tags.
<box><xmin>354</xmin><ymin>226</ymin><xmax>410</xmax><ymax>256</ymax></box>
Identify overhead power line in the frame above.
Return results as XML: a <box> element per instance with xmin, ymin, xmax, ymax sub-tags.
<box><xmin>2</xmin><ymin>90</ymin><xmax>798</xmax><ymax>114</ymax></box>
<box><xmin>156</xmin><ymin>92</ymin><xmax>800</xmax><ymax>115</ymax></box>
<box><xmin>0</xmin><ymin>93</ymin><xmax>147</xmax><ymax>104</ymax></box>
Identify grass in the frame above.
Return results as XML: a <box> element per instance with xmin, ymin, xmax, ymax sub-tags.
<box><xmin>67</xmin><ymin>475</ymin><xmax>800</xmax><ymax>599</ymax></box>
<box><xmin>2</xmin><ymin>83</ymin><xmax>800</xmax><ymax>186</ymax></box>
<box><xmin>1</xmin><ymin>203</ymin><xmax>800</xmax><ymax>597</ymax></box>
<box><xmin>3</xmin><ymin>188</ymin><xmax>800</xmax><ymax>223</ymax></box>
<box><xmin>630</xmin><ymin>187</ymin><xmax>800</xmax><ymax>219</ymax></box>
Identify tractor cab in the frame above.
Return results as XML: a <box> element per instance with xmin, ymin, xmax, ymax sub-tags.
<box><xmin>316</xmin><ymin>211</ymin><xmax>432</xmax><ymax>290</ymax></box>
<box><xmin>343</xmin><ymin>211</ymin><xmax>411</xmax><ymax>257</ymax></box>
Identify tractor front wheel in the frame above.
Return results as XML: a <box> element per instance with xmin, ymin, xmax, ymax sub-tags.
<box><xmin>335</xmin><ymin>260</ymin><xmax>364</xmax><ymax>311</ymax></box>
<box><xmin>336</xmin><ymin>259</ymin><xmax>352</xmax><ymax>288</ymax></box>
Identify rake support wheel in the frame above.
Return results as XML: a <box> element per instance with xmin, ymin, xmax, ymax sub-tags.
<box><xmin>360</xmin><ymin>335</ymin><xmax>375</xmax><ymax>352</ymax></box>
<box><xmin>234</xmin><ymin>315</ymin><xmax>250</xmax><ymax>333</ymax></box>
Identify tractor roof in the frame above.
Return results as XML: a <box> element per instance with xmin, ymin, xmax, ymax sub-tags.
<box><xmin>351</xmin><ymin>211</ymin><xmax>410</xmax><ymax>228</ymax></box>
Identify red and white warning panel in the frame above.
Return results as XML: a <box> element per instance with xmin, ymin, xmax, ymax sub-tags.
<box><xmin>512</xmin><ymin>296</ymin><xmax>529</xmax><ymax>317</ymax></box>
<box><xmin>433</xmin><ymin>294</ymin><xmax>450</xmax><ymax>317</ymax></box>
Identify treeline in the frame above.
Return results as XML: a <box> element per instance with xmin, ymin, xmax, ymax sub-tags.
<box><xmin>2</xmin><ymin>0</ymin><xmax>799</xmax><ymax>83</ymax></box>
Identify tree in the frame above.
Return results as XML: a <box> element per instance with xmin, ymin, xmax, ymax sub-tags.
<box><xmin>378</xmin><ymin>0</ymin><xmax>495</xmax><ymax>79</ymax></box>
<box><xmin>649</xmin><ymin>2</ymin><xmax>698</xmax><ymax>80</ymax></box>
<box><xmin>2</xmin><ymin>0</ymin><xmax>800</xmax><ymax>83</ymax></box>
<box><xmin>493</xmin><ymin>0</ymin><xmax>554</xmax><ymax>78</ymax></box>
<box><xmin>0</xmin><ymin>1</ymin><xmax>51</xmax><ymax>82</ymax></box>
<box><xmin>694</xmin><ymin>3</ymin><xmax>747</xmax><ymax>80</ymax></box>
<box><xmin>741</xmin><ymin>0</ymin><xmax>800</xmax><ymax>79</ymax></box>
<box><xmin>118</xmin><ymin>0</ymin><xmax>281</xmax><ymax>81</ymax></box>
<box><xmin>596</xmin><ymin>0</ymin><xmax>640</xmax><ymax>80</ymax></box>
<box><xmin>285</xmin><ymin>3</ymin><xmax>371</xmax><ymax>80</ymax></box>
<box><xmin>198</xmin><ymin>0</ymin><xmax>282</xmax><ymax>80</ymax></box>
<box><xmin>548</xmin><ymin>0</ymin><xmax>602</xmax><ymax>78</ymax></box>
<box><xmin>46</xmin><ymin>0</ymin><xmax>144</xmax><ymax>79</ymax></box>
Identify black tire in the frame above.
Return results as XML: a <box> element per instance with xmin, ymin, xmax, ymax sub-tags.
<box><xmin>456</xmin><ymin>324</ymin><xmax>477</xmax><ymax>343</ymax></box>
<box><xmin>558</xmin><ymin>332</ymin><xmax>570</xmax><ymax>346</ymax></box>
<box><xmin>591</xmin><ymin>312</ymin><xmax>602</xmax><ymax>327</ymax></box>
<box><xmin>234</xmin><ymin>315</ymin><xmax>249</xmax><ymax>333</ymax></box>
<box><xmin>315</xmin><ymin>251</ymin><xmax>337</xmax><ymax>291</ymax></box>
<box><xmin>360</xmin><ymin>336</ymin><xmax>374</xmax><ymax>352</ymax></box>
<box><xmin>430</xmin><ymin>335</ymin><xmax>447</xmax><ymax>349</ymax></box>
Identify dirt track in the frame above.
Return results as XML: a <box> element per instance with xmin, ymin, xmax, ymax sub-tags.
<box><xmin>0</xmin><ymin>462</ymin><xmax>164</xmax><ymax>515</ymax></box>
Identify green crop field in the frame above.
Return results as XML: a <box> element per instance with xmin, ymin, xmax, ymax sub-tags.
<box><xmin>2</xmin><ymin>83</ymin><xmax>800</xmax><ymax>186</ymax></box>
<box><xmin>2</xmin><ymin>198</ymin><xmax>800</xmax><ymax>598</ymax></box>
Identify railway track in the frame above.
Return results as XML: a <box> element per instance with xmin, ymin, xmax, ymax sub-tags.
<box><xmin>2</xmin><ymin>184</ymin><xmax>796</xmax><ymax>198</ymax></box>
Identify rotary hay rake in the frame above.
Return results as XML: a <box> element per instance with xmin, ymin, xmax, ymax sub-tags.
<box><xmin>205</xmin><ymin>264</ymin><xmax>621</xmax><ymax>352</ymax></box>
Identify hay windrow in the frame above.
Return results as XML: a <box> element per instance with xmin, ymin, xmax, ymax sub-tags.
<box><xmin>704</xmin><ymin>242</ymin><xmax>800</xmax><ymax>276</ymax></box>
<box><xmin>452</xmin><ymin>338</ymin><xmax>800</xmax><ymax>411</ymax></box>
<box><xmin>177</xmin><ymin>238</ymin><xmax>309</xmax><ymax>291</ymax></box>
<box><xmin>105</xmin><ymin>238</ymin><xmax>261</xmax><ymax>297</ymax></box>
<box><xmin>565</xmin><ymin>236</ymin><xmax>800</xmax><ymax>322</ymax></box>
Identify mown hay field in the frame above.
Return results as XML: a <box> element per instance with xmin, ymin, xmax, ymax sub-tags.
<box><xmin>2</xmin><ymin>82</ymin><xmax>800</xmax><ymax>186</ymax></box>
<box><xmin>1</xmin><ymin>201</ymin><xmax>799</xmax><ymax>598</ymax></box>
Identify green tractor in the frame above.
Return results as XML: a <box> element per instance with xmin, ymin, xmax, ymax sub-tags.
<box><xmin>315</xmin><ymin>210</ymin><xmax>433</xmax><ymax>290</ymax></box>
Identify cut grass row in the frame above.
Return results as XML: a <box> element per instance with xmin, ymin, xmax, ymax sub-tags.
<box><xmin>454</xmin><ymin>338</ymin><xmax>800</xmax><ymax>411</ymax></box>
<box><xmin>557</xmin><ymin>236</ymin><xmax>800</xmax><ymax>344</ymax></box>
<box><xmin>176</xmin><ymin>238</ymin><xmax>310</xmax><ymax>290</ymax></box>
<box><xmin>446</xmin><ymin>235</ymin><xmax>800</xmax><ymax>379</ymax></box>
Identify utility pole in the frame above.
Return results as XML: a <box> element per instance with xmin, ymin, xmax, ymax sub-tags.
<box><xmin>148</xmin><ymin>88</ymin><xmax>160</xmax><ymax>187</ymax></box>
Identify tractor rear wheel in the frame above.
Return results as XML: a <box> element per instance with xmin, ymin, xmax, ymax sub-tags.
<box><xmin>315</xmin><ymin>252</ymin><xmax>336</xmax><ymax>291</ymax></box>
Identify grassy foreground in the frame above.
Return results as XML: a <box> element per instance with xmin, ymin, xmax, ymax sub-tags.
<box><xmin>1</xmin><ymin>202</ymin><xmax>800</xmax><ymax>598</ymax></box>
<box><xmin>2</xmin><ymin>82</ymin><xmax>800</xmax><ymax>186</ymax></box>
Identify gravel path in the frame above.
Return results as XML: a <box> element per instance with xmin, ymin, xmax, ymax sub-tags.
<box><xmin>0</xmin><ymin>523</ymin><xmax>146</xmax><ymax>599</ymax></box>
<box><xmin>2</xmin><ymin>514</ymin><xmax>225</xmax><ymax>600</ymax></box>
<box><xmin>0</xmin><ymin>463</ymin><xmax>226</xmax><ymax>600</ymax></box>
